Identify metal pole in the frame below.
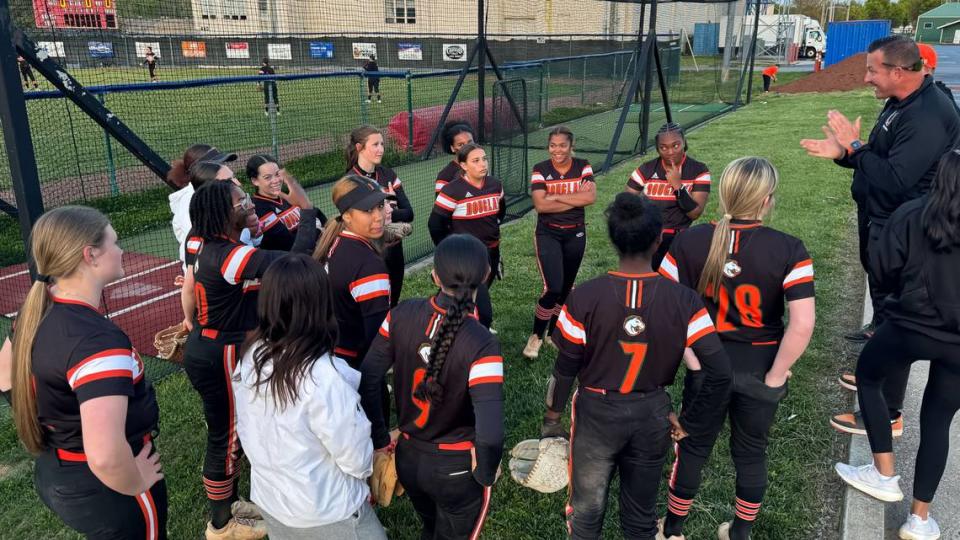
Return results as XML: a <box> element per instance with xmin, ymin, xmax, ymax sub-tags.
<box><xmin>268</xmin><ymin>83</ymin><xmax>279</xmax><ymax>158</ymax></box>
<box><xmin>0</xmin><ymin>0</ymin><xmax>44</xmax><ymax>267</ymax></box>
<box><xmin>745</xmin><ymin>0</ymin><xmax>762</xmax><ymax>104</ymax></box>
<box><xmin>477</xmin><ymin>0</ymin><xmax>486</xmax><ymax>143</ymax></box>
<box><xmin>653</xmin><ymin>43</ymin><xmax>672</xmax><ymax>124</ymax></box>
<box><xmin>603</xmin><ymin>20</ymin><xmax>652</xmax><ymax>172</ymax></box>
<box><xmin>580</xmin><ymin>57</ymin><xmax>586</xmax><ymax>105</ymax></box>
<box><xmin>98</xmin><ymin>92</ymin><xmax>119</xmax><ymax>196</ymax></box>
<box><xmin>359</xmin><ymin>74</ymin><xmax>368</xmax><ymax>125</ymax></box>
<box><xmin>406</xmin><ymin>71</ymin><xmax>414</xmax><ymax>153</ymax></box>
<box><xmin>639</xmin><ymin>0</ymin><xmax>658</xmax><ymax>152</ymax></box>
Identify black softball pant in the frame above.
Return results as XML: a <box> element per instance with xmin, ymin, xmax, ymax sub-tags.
<box><xmin>368</xmin><ymin>78</ymin><xmax>381</xmax><ymax>95</ymax></box>
<box><xmin>183</xmin><ymin>330</ymin><xmax>244</xmax><ymax>520</ymax></box>
<box><xmin>262</xmin><ymin>82</ymin><xmax>279</xmax><ymax>111</ymax></box>
<box><xmin>669</xmin><ymin>342</ymin><xmax>785</xmax><ymax>524</ymax></box>
<box><xmin>855</xmin><ymin>321</ymin><xmax>960</xmax><ymax>503</ymax></box>
<box><xmin>567</xmin><ymin>388</ymin><xmax>673</xmax><ymax>540</ymax></box>
<box><xmin>762</xmin><ymin>75</ymin><xmax>772</xmax><ymax>92</ymax></box>
<box><xmin>532</xmin><ymin>225</ymin><xmax>585</xmax><ymax>338</ymax></box>
<box><xmin>384</xmin><ymin>242</ymin><xmax>405</xmax><ymax>307</ymax></box>
<box><xmin>475</xmin><ymin>246</ymin><xmax>500</xmax><ymax>329</ymax></box>
<box><xmin>395</xmin><ymin>438</ymin><xmax>492</xmax><ymax>540</ymax></box>
<box><xmin>35</xmin><ymin>448</ymin><xmax>167</xmax><ymax>539</ymax></box>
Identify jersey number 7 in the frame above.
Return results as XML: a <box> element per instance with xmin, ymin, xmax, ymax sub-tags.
<box><xmin>619</xmin><ymin>342</ymin><xmax>649</xmax><ymax>394</ymax></box>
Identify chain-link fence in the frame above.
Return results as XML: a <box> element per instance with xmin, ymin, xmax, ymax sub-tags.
<box><xmin>0</xmin><ymin>0</ymin><xmax>756</xmax><ymax>380</ymax></box>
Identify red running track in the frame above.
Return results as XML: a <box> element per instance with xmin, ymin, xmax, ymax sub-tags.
<box><xmin>0</xmin><ymin>252</ymin><xmax>183</xmax><ymax>357</ymax></box>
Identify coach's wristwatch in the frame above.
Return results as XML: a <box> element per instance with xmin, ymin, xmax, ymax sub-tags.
<box><xmin>846</xmin><ymin>139</ymin><xmax>864</xmax><ymax>155</ymax></box>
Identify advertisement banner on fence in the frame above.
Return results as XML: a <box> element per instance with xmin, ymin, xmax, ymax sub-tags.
<box><xmin>37</xmin><ymin>41</ymin><xmax>65</xmax><ymax>58</ymax></box>
<box><xmin>397</xmin><ymin>43</ymin><xmax>422</xmax><ymax>61</ymax></box>
<box><xmin>88</xmin><ymin>41</ymin><xmax>114</xmax><ymax>59</ymax></box>
<box><xmin>268</xmin><ymin>43</ymin><xmax>292</xmax><ymax>60</ymax></box>
<box><xmin>226</xmin><ymin>42</ymin><xmax>250</xmax><ymax>59</ymax></box>
<box><xmin>181</xmin><ymin>41</ymin><xmax>207</xmax><ymax>58</ymax></box>
<box><xmin>135</xmin><ymin>42</ymin><xmax>161</xmax><ymax>58</ymax></box>
<box><xmin>352</xmin><ymin>42</ymin><xmax>377</xmax><ymax>60</ymax></box>
<box><xmin>443</xmin><ymin>43</ymin><xmax>468</xmax><ymax>62</ymax></box>
<box><xmin>310</xmin><ymin>41</ymin><xmax>334</xmax><ymax>59</ymax></box>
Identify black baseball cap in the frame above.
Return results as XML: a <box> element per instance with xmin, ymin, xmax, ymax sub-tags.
<box><xmin>336</xmin><ymin>176</ymin><xmax>395</xmax><ymax>213</ymax></box>
<box><xmin>200</xmin><ymin>148</ymin><xmax>238</xmax><ymax>164</ymax></box>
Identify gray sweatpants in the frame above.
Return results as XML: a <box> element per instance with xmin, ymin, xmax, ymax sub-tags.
<box><xmin>261</xmin><ymin>502</ymin><xmax>388</xmax><ymax>540</ymax></box>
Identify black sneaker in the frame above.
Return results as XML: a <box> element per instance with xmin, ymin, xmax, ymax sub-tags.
<box><xmin>843</xmin><ymin>323</ymin><xmax>875</xmax><ymax>343</ymax></box>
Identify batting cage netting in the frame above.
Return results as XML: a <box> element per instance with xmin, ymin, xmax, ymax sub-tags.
<box><xmin>0</xmin><ymin>0</ymin><xmax>762</xmax><ymax>380</ymax></box>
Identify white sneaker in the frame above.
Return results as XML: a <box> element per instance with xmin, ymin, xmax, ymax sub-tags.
<box><xmin>365</xmin><ymin>99</ymin><xmax>372</xmax><ymax>104</ymax></box>
<box><xmin>523</xmin><ymin>334</ymin><xmax>542</xmax><ymax>359</ymax></box>
<box><xmin>899</xmin><ymin>514</ymin><xmax>940</xmax><ymax>540</ymax></box>
<box><xmin>834</xmin><ymin>462</ymin><xmax>904</xmax><ymax>502</ymax></box>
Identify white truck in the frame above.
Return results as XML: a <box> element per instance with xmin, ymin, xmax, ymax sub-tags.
<box><xmin>718</xmin><ymin>14</ymin><xmax>826</xmax><ymax>59</ymax></box>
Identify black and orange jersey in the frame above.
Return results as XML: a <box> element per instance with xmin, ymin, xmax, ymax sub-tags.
<box><xmin>253</xmin><ymin>195</ymin><xmax>301</xmax><ymax>252</ymax></box>
<box><xmin>659</xmin><ymin>220</ymin><xmax>815</xmax><ymax>344</ymax></box>
<box><xmin>431</xmin><ymin>176</ymin><xmax>505</xmax><ymax>247</ymax></box>
<box><xmin>435</xmin><ymin>160</ymin><xmax>462</xmax><ymax>194</ymax></box>
<box><xmin>352</xmin><ymin>165</ymin><xmax>414</xmax><ymax>223</ymax></box>
<box><xmin>32</xmin><ymin>297</ymin><xmax>158</xmax><ymax>454</ymax></box>
<box><xmin>531</xmin><ymin>158</ymin><xmax>594</xmax><ymax>229</ymax></box>
<box><xmin>550</xmin><ymin>272</ymin><xmax>730</xmax><ymax>435</ymax></box>
<box><xmin>326</xmin><ymin>230</ymin><xmax>391</xmax><ymax>365</ymax></box>
<box><xmin>360</xmin><ymin>294</ymin><xmax>504</xmax><ymax>482</ymax></box>
<box><xmin>627</xmin><ymin>155</ymin><xmax>711</xmax><ymax>232</ymax></box>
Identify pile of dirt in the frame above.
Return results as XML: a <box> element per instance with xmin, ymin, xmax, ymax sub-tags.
<box><xmin>777</xmin><ymin>53</ymin><xmax>867</xmax><ymax>94</ymax></box>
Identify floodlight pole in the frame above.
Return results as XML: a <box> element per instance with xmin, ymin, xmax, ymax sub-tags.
<box><xmin>0</xmin><ymin>0</ymin><xmax>44</xmax><ymax>252</ymax></box>
<box><xmin>477</xmin><ymin>0</ymin><xmax>487</xmax><ymax>143</ymax></box>
<box><xmin>638</xmin><ymin>0</ymin><xmax>660</xmax><ymax>152</ymax></box>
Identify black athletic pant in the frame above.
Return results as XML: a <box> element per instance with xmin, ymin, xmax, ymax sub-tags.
<box><xmin>147</xmin><ymin>63</ymin><xmax>156</xmax><ymax>80</ymax></box>
<box><xmin>762</xmin><ymin>75</ymin><xmax>772</xmax><ymax>92</ymax></box>
<box><xmin>667</xmin><ymin>342</ymin><xmax>785</xmax><ymax>535</ymax></box>
<box><xmin>567</xmin><ymin>388</ymin><xmax>673</xmax><ymax>540</ymax></box>
<box><xmin>20</xmin><ymin>66</ymin><xmax>36</xmax><ymax>85</ymax></box>
<box><xmin>532</xmin><ymin>224</ymin><xmax>585</xmax><ymax>338</ymax></box>
<box><xmin>183</xmin><ymin>329</ymin><xmax>244</xmax><ymax>527</ymax></box>
<box><xmin>263</xmin><ymin>81</ymin><xmax>279</xmax><ymax>112</ymax></box>
<box><xmin>35</xmin><ymin>446</ymin><xmax>168</xmax><ymax>539</ymax></box>
<box><xmin>652</xmin><ymin>230</ymin><xmax>678</xmax><ymax>272</ymax></box>
<box><xmin>384</xmin><ymin>242</ymin><xmax>405</xmax><ymax>307</ymax></box>
<box><xmin>475</xmin><ymin>246</ymin><xmax>499</xmax><ymax>328</ymax></box>
<box><xmin>368</xmin><ymin>78</ymin><xmax>381</xmax><ymax>97</ymax></box>
<box><xmin>395</xmin><ymin>437</ymin><xmax>492</xmax><ymax>540</ymax></box>
<box><xmin>855</xmin><ymin>321</ymin><xmax>960</xmax><ymax>503</ymax></box>
<box><xmin>857</xmin><ymin>209</ymin><xmax>910</xmax><ymax>417</ymax></box>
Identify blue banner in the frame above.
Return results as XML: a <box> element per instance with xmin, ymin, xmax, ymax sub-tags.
<box><xmin>309</xmin><ymin>41</ymin><xmax>334</xmax><ymax>59</ymax></box>
<box><xmin>88</xmin><ymin>41</ymin><xmax>114</xmax><ymax>59</ymax></box>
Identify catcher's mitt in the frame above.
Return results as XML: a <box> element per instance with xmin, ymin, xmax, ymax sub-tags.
<box><xmin>509</xmin><ymin>437</ymin><xmax>569</xmax><ymax>494</ymax></box>
<box><xmin>153</xmin><ymin>323</ymin><xmax>189</xmax><ymax>364</ymax></box>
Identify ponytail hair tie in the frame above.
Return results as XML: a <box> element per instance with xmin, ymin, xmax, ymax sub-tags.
<box><xmin>36</xmin><ymin>274</ymin><xmax>51</xmax><ymax>283</ymax></box>
<box><xmin>722</xmin><ymin>213</ymin><xmax>733</xmax><ymax>220</ymax></box>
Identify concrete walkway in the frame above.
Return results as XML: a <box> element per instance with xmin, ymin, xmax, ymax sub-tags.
<box><xmin>841</xmin><ymin>43</ymin><xmax>960</xmax><ymax>540</ymax></box>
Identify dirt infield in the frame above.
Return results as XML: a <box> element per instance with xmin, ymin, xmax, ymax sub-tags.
<box><xmin>777</xmin><ymin>53</ymin><xmax>867</xmax><ymax>94</ymax></box>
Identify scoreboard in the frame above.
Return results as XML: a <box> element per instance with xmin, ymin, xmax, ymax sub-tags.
<box><xmin>33</xmin><ymin>0</ymin><xmax>118</xmax><ymax>29</ymax></box>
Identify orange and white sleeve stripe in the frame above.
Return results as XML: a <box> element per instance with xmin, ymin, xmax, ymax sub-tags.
<box><xmin>259</xmin><ymin>212</ymin><xmax>280</xmax><ymax>232</ymax></box>
<box><xmin>186</xmin><ymin>237</ymin><xmax>203</xmax><ymax>255</ymax></box>
<box><xmin>349</xmin><ymin>273</ymin><xmax>391</xmax><ymax>303</ymax></box>
<box><xmin>659</xmin><ymin>253</ymin><xmax>679</xmax><ymax>282</ymax></box>
<box><xmin>67</xmin><ymin>348</ymin><xmax>135</xmax><ymax>390</ymax></box>
<box><xmin>435</xmin><ymin>193</ymin><xmax>458</xmax><ymax>212</ymax></box>
<box><xmin>686</xmin><ymin>308</ymin><xmax>716</xmax><ymax>347</ymax></box>
<box><xmin>629</xmin><ymin>168</ymin><xmax>646</xmax><ymax>187</ymax></box>
<box><xmin>531</xmin><ymin>170</ymin><xmax>546</xmax><ymax>185</ymax></box>
<box><xmin>556</xmin><ymin>305</ymin><xmax>587</xmax><ymax>345</ymax></box>
<box><xmin>220</xmin><ymin>245</ymin><xmax>257</xmax><ymax>285</ymax></box>
<box><xmin>379</xmin><ymin>312</ymin><xmax>391</xmax><ymax>338</ymax></box>
<box><xmin>693</xmin><ymin>172</ymin><xmax>712</xmax><ymax>185</ymax></box>
<box><xmin>468</xmin><ymin>356</ymin><xmax>503</xmax><ymax>387</ymax></box>
<box><xmin>783</xmin><ymin>259</ymin><xmax>814</xmax><ymax>289</ymax></box>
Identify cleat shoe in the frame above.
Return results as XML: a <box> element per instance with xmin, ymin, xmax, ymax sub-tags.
<box><xmin>844</xmin><ymin>323</ymin><xmax>875</xmax><ymax>342</ymax></box>
<box><xmin>656</xmin><ymin>517</ymin><xmax>685</xmax><ymax>540</ymax></box>
<box><xmin>838</xmin><ymin>373</ymin><xmax>857</xmax><ymax>391</ymax></box>
<box><xmin>205</xmin><ymin>518</ymin><xmax>268</xmax><ymax>540</ymax></box>
<box><xmin>899</xmin><ymin>513</ymin><xmax>941</xmax><ymax>540</ymax></box>
<box><xmin>523</xmin><ymin>334</ymin><xmax>542</xmax><ymax>359</ymax></box>
<box><xmin>835</xmin><ymin>462</ymin><xmax>904</xmax><ymax>502</ymax></box>
<box><xmin>831</xmin><ymin>411</ymin><xmax>903</xmax><ymax>437</ymax></box>
<box><xmin>231</xmin><ymin>500</ymin><xmax>262</xmax><ymax>520</ymax></box>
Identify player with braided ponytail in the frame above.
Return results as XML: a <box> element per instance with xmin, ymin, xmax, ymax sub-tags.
<box><xmin>360</xmin><ymin>234</ymin><xmax>504</xmax><ymax>539</ymax></box>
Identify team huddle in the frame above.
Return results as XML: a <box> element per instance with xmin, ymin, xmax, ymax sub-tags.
<box><xmin>2</xmin><ymin>36</ymin><xmax>957</xmax><ymax>540</ymax></box>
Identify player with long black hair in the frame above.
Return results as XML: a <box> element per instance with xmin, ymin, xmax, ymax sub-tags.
<box><xmin>435</xmin><ymin>120</ymin><xmax>475</xmax><ymax>193</ymax></box>
<box><xmin>429</xmin><ymin>143</ymin><xmax>505</xmax><ymax>329</ymax></box>
<box><xmin>182</xmin><ymin>181</ymin><xmax>320</xmax><ymax>539</ymax></box>
<box><xmin>348</xmin><ymin>126</ymin><xmax>414</xmax><ymax>306</ymax></box>
<box><xmin>523</xmin><ymin>126</ymin><xmax>596</xmax><ymax>359</ymax></box>
<box><xmin>626</xmin><ymin>122</ymin><xmax>711</xmax><ymax>270</ymax></box>
<box><xmin>658</xmin><ymin>157</ymin><xmax>816</xmax><ymax>540</ymax></box>
<box><xmin>542</xmin><ymin>192</ymin><xmax>731</xmax><ymax>539</ymax></box>
<box><xmin>360</xmin><ymin>234</ymin><xmax>504</xmax><ymax>540</ymax></box>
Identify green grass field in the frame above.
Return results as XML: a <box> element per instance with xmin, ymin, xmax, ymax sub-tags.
<box><xmin>0</xmin><ymin>88</ymin><xmax>881</xmax><ymax>539</ymax></box>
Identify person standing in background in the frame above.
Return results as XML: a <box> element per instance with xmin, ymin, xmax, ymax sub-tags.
<box><xmin>144</xmin><ymin>47</ymin><xmax>159</xmax><ymax>82</ymax></box>
<box><xmin>258</xmin><ymin>58</ymin><xmax>280</xmax><ymax>116</ymax></box>
<box><xmin>363</xmin><ymin>55</ymin><xmax>382</xmax><ymax>104</ymax></box>
<box><xmin>762</xmin><ymin>65</ymin><xmax>778</xmax><ymax>93</ymax></box>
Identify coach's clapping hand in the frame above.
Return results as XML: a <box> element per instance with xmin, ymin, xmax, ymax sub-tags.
<box><xmin>668</xmin><ymin>412</ymin><xmax>688</xmax><ymax>442</ymax></box>
<box><xmin>826</xmin><ymin>110</ymin><xmax>862</xmax><ymax>149</ymax></box>
<box><xmin>800</xmin><ymin>125</ymin><xmax>845</xmax><ymax>159</ymax></box>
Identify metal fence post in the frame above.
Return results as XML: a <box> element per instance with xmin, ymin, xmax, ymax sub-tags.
<box><xmin>537</xmin><ymin>64</ymin><xmax>544</xmax><ymax>126</ymax></box>
<box><xmin>581</xmin><ymin>57</ymin><xmax>587</xmax><ymax>105</ymax></box>
<box><xmin>268</xmin><ymin>83</ymin><xmax>279</xmax><ymax>158</ymax></box>
<box><xmin>359</xmin><ymin>74</ymin><xmax>368</xmax><ymax>125</ymax></box>
<box><xmin>98</xmin><ymin>92</ymin><xmax>120</xmax><ymax>196</ymax></box>
<box><xmin>406</xmin><ymin>71</ymin><xmax>414</xmax><ymax>153</ymax></box>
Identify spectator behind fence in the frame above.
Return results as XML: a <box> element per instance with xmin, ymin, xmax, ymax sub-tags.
<box><xmin>363</xmin><ymin>55</ymin><xmax>381</xmax><ymax>103</ymax></box>
<box><xmin>801</xmin><ymin>35</ymin><xmax>959</xmax><ymax>442</ymax></box>
<box><xmin>233</xmin><ymin>253</ymin><xmax>387</xmax><ymax>540</ymax></box>
<box><xmin>258</xmin><ymin>58</ymin><xmax>280</xmax><ymax>115</ymax></box>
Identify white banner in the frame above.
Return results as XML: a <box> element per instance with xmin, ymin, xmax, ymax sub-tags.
<box><xmin>443</xmin><ymin>43</ymin><xmax>468</xmax><ymax>62</ymax></box>
<box><xmin>398</xmin><ymin>42</ymin><xmax>423</xmax><ymax>61</ymax></box>
<box><xmin>135</xmin><ymin>42</ymin><xmax>161</xmax><ymax>58</ymax></box>
<box><xmin>225</xmin><ymin>42</ymin><xmax>250</xmax><ymax>59</ymax></box>
<box><xmin>36</xmin><ymin>41</ymin><xmax>65</xmax><ymax>58</ymax></box>
<box><xmin>352</xmin><ymin>42</ymin><xmax>377</xmax><ymax>60</ymax></box>
<box><xmin>268</xmin><ymin>43</ymin><xmax>292</xmax><ymax>60</ymax></box>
